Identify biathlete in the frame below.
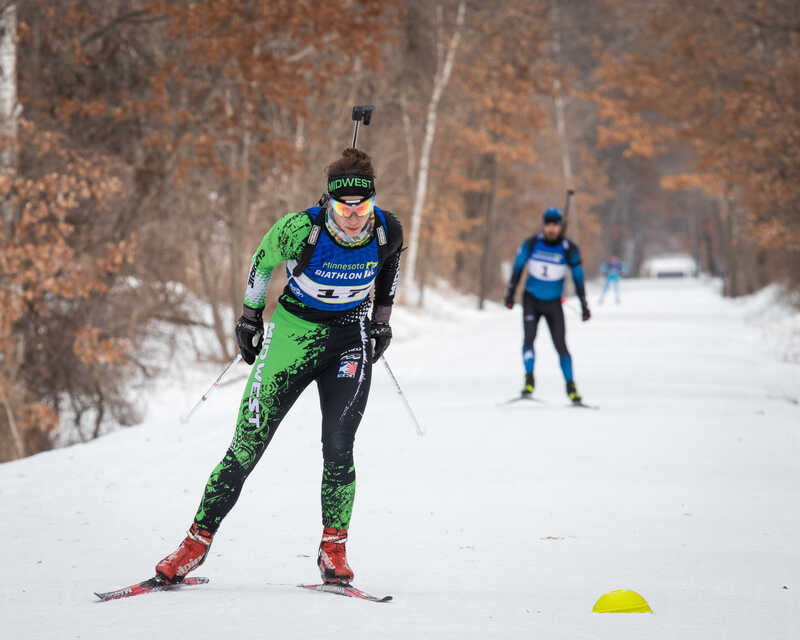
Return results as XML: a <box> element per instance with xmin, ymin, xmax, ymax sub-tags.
<box><xmin>504</xmin><ymin>207</ymin><xmax>590</xmax><ymax>403</ymax></box>
<box><xmin>598</xmin><ymin>255</ymin><xmax>629</xmax><ymax>305</ymax></box>
<box><xmin>155</xmin><ymin>148</ymin><xmax>403</xmax><ymax>586</ymax></box>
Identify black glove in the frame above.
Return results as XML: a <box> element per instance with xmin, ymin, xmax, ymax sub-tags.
<box><xmin>368</xmin><ymin>322</ymin><xmax>392</xmax><ymax>363</ymax></box>
<box><xmin>504</xmin><ymin>291</ymin><xmax>515</xmax><ymax>309</ymax></box>
<box><xmin>235</xmin><ymin>306</ymin><xmax>264</xmax><ymax>364</ymax></box>
<box><xmin>580</xmin><ymin>299</ymin><xmax>591</xmax><ymax>322</ymax></box>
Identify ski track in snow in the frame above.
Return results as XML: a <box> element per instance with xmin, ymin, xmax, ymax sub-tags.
<box><xmin>1</xmin><ymin>279</ymin><xmax>798</xmax><ymax>639</ymax></box>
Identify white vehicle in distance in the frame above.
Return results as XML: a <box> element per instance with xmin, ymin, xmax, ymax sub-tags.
<box><xmin>640</xmin><ymin>253</ymin><xmax>698</xmax><ymax>278</ymax></box>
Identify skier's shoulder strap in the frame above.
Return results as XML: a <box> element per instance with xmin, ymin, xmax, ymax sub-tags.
<box><xmin>373</xmin><ymin>205</ymin><xmax>389</xmax><ymax>249</ymax></box>
<box><xmin>291</xmin><ymin>199</ymin><xmax>327</xmax><ymax>277</ymax></box>
<box><xmin>374</xmin><ymin>206</ymin><xmax>399</xmax><ymax>263</ymax></box>
<box><xmin>562</xmin><ymin>236</ymin><xmax>581</xmax><ymax>264</ymax></box>
<box><xmin>374</xmin><ymin>207</ymin><xmax>408</xmax><ymax>271</ymax></box>
<box><xmin>524</xmin><ymin>233</ymin><xmax>541</xmax><ymax>258</ymax></box>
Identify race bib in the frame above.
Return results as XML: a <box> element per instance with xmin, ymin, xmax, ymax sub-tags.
<box><xmin>528</xmin><ymin>258</ymin><xmax>567</xmax><ymax>282</ymax></box>
<box><xmin>287</xmin><ymin>260</ymin><xmax>375</xmax><ymax>306</ymax></box>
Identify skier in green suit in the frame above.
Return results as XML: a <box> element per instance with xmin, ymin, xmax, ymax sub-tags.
<box><xmin>155</xmin><ymin>147</ymin><xmax>403</xmax><ymax>586</ymax></box>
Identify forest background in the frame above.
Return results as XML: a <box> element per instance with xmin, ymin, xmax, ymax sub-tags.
<box><xmin>1</xmin><ymin>0</ymin><xmax>798</xmax><ymax>460</ymax></box>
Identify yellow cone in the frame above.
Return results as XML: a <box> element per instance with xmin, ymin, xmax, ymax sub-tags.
<box><xmin>592</xmin><ymin>589</ymin><xmax>652</xmax><ymax>613</ymax></box>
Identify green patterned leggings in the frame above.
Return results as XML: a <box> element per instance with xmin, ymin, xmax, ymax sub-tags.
<box><xmin>193</xmin><ymin>304</ymin><xmax>372</xmax><ymax>532</ymax></box>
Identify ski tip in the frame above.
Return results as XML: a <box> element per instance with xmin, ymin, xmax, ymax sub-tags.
<box><xmin>94</xmin><ymin>588</ymin><xmax>127</xmax><ymax>602</ymax></box>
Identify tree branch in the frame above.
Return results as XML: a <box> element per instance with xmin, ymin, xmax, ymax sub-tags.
<box><xmin>81</xmin><ymin>10</ymin><xmax>167</xmax><ymax>47</ymax></box>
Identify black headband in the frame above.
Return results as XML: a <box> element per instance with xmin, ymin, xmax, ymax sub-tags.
<box><xmin>327</xmin><ymin>174</ymin><xmax>375</xmax><ymax>199</ymax></box>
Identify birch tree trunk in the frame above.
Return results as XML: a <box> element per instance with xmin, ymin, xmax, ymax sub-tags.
<box><xmin>230</xmin><ymin>130</ymin><xmax>250</xmax><ymax>320</ymax></box>
<box><xmin>400</xmin><ymin>92</ymin><xmax>416</xmax><ymax>192</ymax></box>
<box><xmin>0</xmin><ymin>3</ymin><xmax>24</xmax><ymax>459</ymax></box>
<box><xmin>0</xmin><ymin>2</ymin><xmax>18</xmax><ymax>227</ymax></box>
<box><xmin>404</xmin><ymin>1</ymin><xmax>466</xmax><ymax>306</ymax></box>
<box><xmin>550</xmin><ymin>0</ymin><xmax>577</xmax><ymax>243</ymax></box>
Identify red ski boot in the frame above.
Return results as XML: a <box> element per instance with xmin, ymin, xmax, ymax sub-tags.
<box><xmin>155</xmin><ymin>523</ymin><xmax>214</xmax><ymax>584</ymax></box>
<box><xmin>317</xmin><ymin>527</ymin><xmax>354</xmax><ymax>584</ymax></box>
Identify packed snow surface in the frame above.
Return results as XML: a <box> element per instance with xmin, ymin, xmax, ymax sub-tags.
<box><xmin>2</xmin><ymin>278</ymin><xmax>798</xmax><ymax>639</ymax></box>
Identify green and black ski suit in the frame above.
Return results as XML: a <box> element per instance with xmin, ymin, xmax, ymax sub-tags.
<box><xmin>194</xmin><ymin>205</ymin><xmax>403</xmax><ymax>533</ymax></box>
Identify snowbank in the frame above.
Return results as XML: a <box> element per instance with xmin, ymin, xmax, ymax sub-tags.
<box><xmin>736</xmin><ymin>284</ymin><xmax>800</xmax><ymax>364</ymax></box>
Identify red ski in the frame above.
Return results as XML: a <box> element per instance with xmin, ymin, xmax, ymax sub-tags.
<box><xmin>95</xmin><ymin>576</ymin><xmax>209</xmax><ymax>602</ymax></box>
<box><xmin>299</xmin><ymin>582</ymin><xmax>392</xmax><ymax>603</ymax></box>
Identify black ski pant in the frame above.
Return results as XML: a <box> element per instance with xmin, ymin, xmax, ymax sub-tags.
<box><xmin>521</xmin><ymin>291</ymin><xmax>573</xmax><ymax>381</ymax></box>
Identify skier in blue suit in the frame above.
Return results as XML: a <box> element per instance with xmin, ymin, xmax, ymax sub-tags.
<box><xmin>598</xmin><ymin>256</ymin><xmax>629</xmax><ymax>305</ymax></box>
<box><xmin>505</xmin><ymin>208</ymin><xmax>590</xmax><ymax>404</ymax></box>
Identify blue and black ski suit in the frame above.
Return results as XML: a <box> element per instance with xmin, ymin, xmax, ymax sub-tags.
<box><xmin>506</xmin><ymin>232</ymin><xmax>586</xmax><ymax>382</ymax></box>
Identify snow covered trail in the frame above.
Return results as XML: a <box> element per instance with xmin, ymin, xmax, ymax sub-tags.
<box><xmin>1</xmin><ymin>279</ymin><xmax>798</xmax><ymax>639</ymax></box>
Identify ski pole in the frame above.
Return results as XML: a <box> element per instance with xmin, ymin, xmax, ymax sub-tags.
<box><xmin>381</xmin><ymin>356</ymin><xmax>425</xmax><ymax>437</ymax></box>
<box><xmin>561</xmin><ymin>296</ymin><xmax>581</xmax><ymax>318</ymax></box>
<box><xmin>180</xmin><ymin>354</ymin><xmax>242</xmax><ymax>424</ymax></box>
<box><xmin>564</xmin><ymin>301</ymin><xmax>581</xmax><ymax>317</ymax></box>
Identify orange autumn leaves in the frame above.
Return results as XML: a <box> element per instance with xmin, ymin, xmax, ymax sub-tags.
<box><xmin>1</xmin><ymin>120</ymin><xmax>134</xmax><ymax>437</ymax></box>
<box><xmin>594</xmin><ymin>0</ymin><xmax>800</xmax><ymax>259</ymax></box>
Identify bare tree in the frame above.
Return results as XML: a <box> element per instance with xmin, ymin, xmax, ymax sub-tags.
<box><xmin>404</xmin><ymin>1</ymin><xmax>466</xmax><ymax>305</ymax></box>
<box><xmin>0</xmin><ymin>1</ymin><xmax>18</xmax><ymax>224</ymax></box>
<box><xmin>0</xmin><ymin>2</ymin><xmax>24</xmax><ymax>459</ymax></box>
<box><xmin>550</xmin><ymin>0</ymin><xmax>577</xmax><ymax>242</ymax></box>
